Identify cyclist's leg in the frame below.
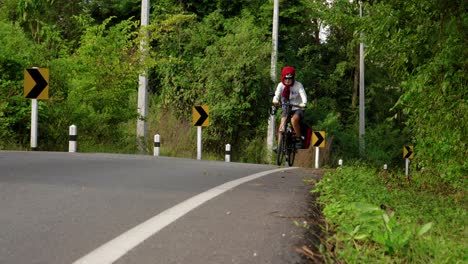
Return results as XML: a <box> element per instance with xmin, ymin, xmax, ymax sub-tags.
<box><xmin>291</xmin><ymin>110</ymin><xmax>304</xmax><ymax>147</ymax></box>
<box><xmin>273</xmin><ymin>116</ymin><xmax>287</xmax><ymax>153</ymax></box>
<box><xmin>291</xmin><ymin>110</ymin><xmax>303</xmax><ymax>138</ymax></box>
<box><xmin>277</xmin><ymin>116</ymin><xmax>287</xmax><ymax>144</ymax></box>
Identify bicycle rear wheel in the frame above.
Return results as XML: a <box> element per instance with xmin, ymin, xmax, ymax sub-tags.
<box><xmin>277</xmin><ymin>134</ymin><xmax>286</xmax><ymax>165</ymax></box>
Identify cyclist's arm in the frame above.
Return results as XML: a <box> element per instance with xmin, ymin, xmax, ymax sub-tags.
<box><xmin>272</xmin><ymin>83</ymin><xmax>283</xmax><ymax>104</ymax></box>
<box><xmin>298</xmin><ymin>83</ymin><xmax>307</xmax><ymax>105</ymax></box>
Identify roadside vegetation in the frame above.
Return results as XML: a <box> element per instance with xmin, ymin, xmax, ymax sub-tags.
<box><xmin>0</xmin><ymin>1</ymin><xmax>465</xmax><ymax>263</ymax></box>
<box><xmin>311</xmin><ymin>166</ymin><xmax>466</xmax><ymax>263</ymax></box>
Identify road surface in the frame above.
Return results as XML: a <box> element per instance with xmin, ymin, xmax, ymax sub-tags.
<box><xmin>0</xmin><ymin>151</ymin><xmax>319</xmax><ymax>264</ymax></box>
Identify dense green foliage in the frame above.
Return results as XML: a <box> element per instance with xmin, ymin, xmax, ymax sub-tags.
<box><xmin>0</xmin><ymin>21</ymin><xmax>38</xmax><ymax>146</ymax></box>
<box><xmin>314</xmin><ymin>166</ymin><xmax>466</xmax><ymax>263</ymax></box>
<box><xmin>0</xmin><ymin>0</ymin><xmax>465</xmax><ymax>187</ymax></box>
<box><xmin>0</xmin><ymin>1</ymin><xmax>466</xmax><ymax>262</ymax></box>
<box><xmin>148</xmin><ymin>10</ymin><xmax>272</xmax><ymax>153</ymax></box>
<box><xmin>360</xmin><ymin>0</ymin><xmax>467</xmax><ymax>188</ymax></box>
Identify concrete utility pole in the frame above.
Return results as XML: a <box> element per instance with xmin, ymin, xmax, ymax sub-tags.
<box><xmin>137</xmin><ymin>0</ymin><xmax>150</xmax><ymax>153</ymax></box>
<box><xmin>267</xmin><ymin>0</ymin><xmax>279</xmax><ymax>161</ymax></box>
<box><xmin>359</xmin><ymin>0</ymin><xmax>365</xmax><ymax>156</ymax></box>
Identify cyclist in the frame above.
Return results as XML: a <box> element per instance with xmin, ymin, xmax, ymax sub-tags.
<box><xmin>272</xmin><ymin>66</ymin><xmax>307</xmax><ymax>150</ymax></box>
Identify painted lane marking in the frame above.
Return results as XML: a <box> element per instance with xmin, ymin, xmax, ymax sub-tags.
<box><xmin>73</xmin><ymin>167</ymin><xmax>296</xmax><ymax>264</ymax></box>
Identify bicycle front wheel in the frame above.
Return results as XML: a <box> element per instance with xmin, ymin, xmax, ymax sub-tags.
<box><xmin>277</xmin><ymin>134</ymin><xmax>286</xmax><ymax>166</ymax></box>
<box><xmin>287</xmin><ymin>143</ymin><xmax>296</xmax><ymax>166</ymax></box>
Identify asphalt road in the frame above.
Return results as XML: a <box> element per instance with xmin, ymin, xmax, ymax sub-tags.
<box><xmin>0</xmin><ymin>151</ymin><xmax>319</xmax><ymax>264</ymax></box>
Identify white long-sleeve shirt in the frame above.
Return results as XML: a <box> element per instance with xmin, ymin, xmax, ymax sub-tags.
<box><xmin>272</xmin><ymin>81</ymin><xmax>307</xmax><ymax>111</ymax></box>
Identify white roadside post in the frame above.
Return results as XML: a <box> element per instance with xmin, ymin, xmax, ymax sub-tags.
<box><xmin>31</xmin><ymin>98</ymin><xmax>38</xmax><ymax>150</ymax></box>
<box><xmin>405</xmin><ymin>158</ymin><xmax>410</xmax><ymax>176</ymax></box>
<box><xmin>197</xmin><ymin>127</ymin><xmax>202</xmax><ymax>160</ymax></box>
<box><xmin>225</xmin><ymin>144</ymin><xmax>231</xmax><ymax>162</ymax></box>
<box><xmin>338</xmin><ymin>159</ymin><xmax>343</xmax><ymax>166</ymax></box>
<box><xmin>154</xmin><ymin>134</ymin><xmax>160</xmax><ymax>157</ymax></box>
<box><xmin>69</xmin><ymin>125</ymin><xmax>77</xmax><ymax>152</ymax></box>
<box><xmin>30</xmin><ymin>66</ymin><xmax>39</xmax><ymax>151</ymax></box>
<box><xmin>315</xmin><ymin>147</ymin><xmax>320</xmax><ymax>169</ymax></box>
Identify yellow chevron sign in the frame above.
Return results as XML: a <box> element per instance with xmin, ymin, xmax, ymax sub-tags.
<box><xmin>403</xmin><ymin>145</ymin><xmax>414</xmax><ymax>159</ymax></box>
<box><xmin>312</xmin><ymin>131</ymin><xmax>326</xmax><ymax>148</ymax></box>
<box><xmin>192</xmin><ymin>105</ymin><xmax>209</xmax><ymax>127</ymax></box>
<box><xmin>24</xmin><ymin>68</ymin><xmax>49</xmax><ymax>99</ymax></box>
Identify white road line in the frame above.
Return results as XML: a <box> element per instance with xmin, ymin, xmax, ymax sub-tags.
<box><xmin>72</xmin><ymin>167</ymin><xmax>296</xmax><ymax>264</ymax></box>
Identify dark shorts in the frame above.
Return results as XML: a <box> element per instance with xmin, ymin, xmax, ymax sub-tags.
<box><xmin>282</xmin><ymin>108</ymin><xmax>304</xmax><ymax>120</ymax></box>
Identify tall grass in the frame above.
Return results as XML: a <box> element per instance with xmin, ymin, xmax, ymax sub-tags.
<box><xmin>144</xmin><ymin>103</ymin><xmax>196</xmax><ymax>158</ymax></box>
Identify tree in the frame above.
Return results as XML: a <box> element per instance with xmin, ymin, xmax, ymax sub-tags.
<box><xmin>146</xmin><ymin>8</ymin><xmax>271</xmax><ymax>152</ymax></box>
<box><xmin>0</xmin><ymin>21</ymin><xmax>40</xmax><ymax>147</ymax></box>
<box><xmin>194</xmin><ymin>12</ymin><xmax>271</xmax><ymax>150</ymax></box>
<box><xmin>361</xmin><ymin>0</ymin><xmax>467</xmax><ymax>187</ymax></box>
<box><xmin>63</xmin><ymin>18</ymin><xmax>142</xmax><ymax>144</ymax></box>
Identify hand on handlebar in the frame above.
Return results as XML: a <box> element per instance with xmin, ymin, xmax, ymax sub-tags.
<box><xmin>272</xmin><ymin>101</ymin><xmax>306</xmax><ymax>108</ymax></box>
<box><xmin>270</xmin><ymin>105</ymin><xmax>278</xmax><ymax>115</ymax></box>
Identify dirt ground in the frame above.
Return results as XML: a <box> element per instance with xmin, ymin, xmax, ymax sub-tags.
<box><xmin>294</xmin><ymin>143</ymin><xmax>333</xmax><ymax>170</ymax></box>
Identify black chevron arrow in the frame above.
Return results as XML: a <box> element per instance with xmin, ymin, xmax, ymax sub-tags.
<box><xmin>194</xmin><ymin>106</ymin><xmax>208</xmax><ymax>126</ymax></box>
<box><xmin>404</xmin><ymin>146</ymin><xmax>413</xmax><ymax>159</ymax></box>
<box><xmin>25</xmin><ymin>69</ymin><xmax>48</xmax><ymax>98</ymax></box>
<box><xmin>313</xmin><ymin>131</ymin><xmax>324</xmax><ymax>147</ymax></box>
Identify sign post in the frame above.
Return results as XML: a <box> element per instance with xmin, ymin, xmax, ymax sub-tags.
<box><xmin>403</xmin><ymin>145</ymin><xmax>414</xmax><ymax>176</ymax></box>
<box><xmin>312</xmin><ymin>131</ymin><xmax>326</xmax><ymax>169</ymax></box>
<box><xmin>197</xmin><ymin>126</ymin><xmax>202</xmax><ymax>160</ymax></box>
<box><xmin>192</xmin><ymin>105</ymin><xmax>209</xmax><ymax>160</ymax></box>
<box><xmin>31</xmin><ymin>99</ymin><xmax>38</xmax><ymax>150</ymax></box>
<box><xmin>24</xmin><ymin>67</ymin><xmax>49</xmax><ymax>151</ymax></box>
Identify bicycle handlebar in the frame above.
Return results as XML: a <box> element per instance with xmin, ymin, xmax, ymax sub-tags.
<box><xmin>270</xmin><ymin>102</ymin><xmax>305</xmax><ymax>115</ymax></box>
<box><xmin>273</xmin><ymin>102</ymin><xmax>304</xmax><ymax>108</ymax></box>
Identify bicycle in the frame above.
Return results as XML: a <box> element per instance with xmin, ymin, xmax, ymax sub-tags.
<box><xmin>271</xmin><ymin>102</ymin><xmax>304</xmax><ymax>166</ymax></box>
